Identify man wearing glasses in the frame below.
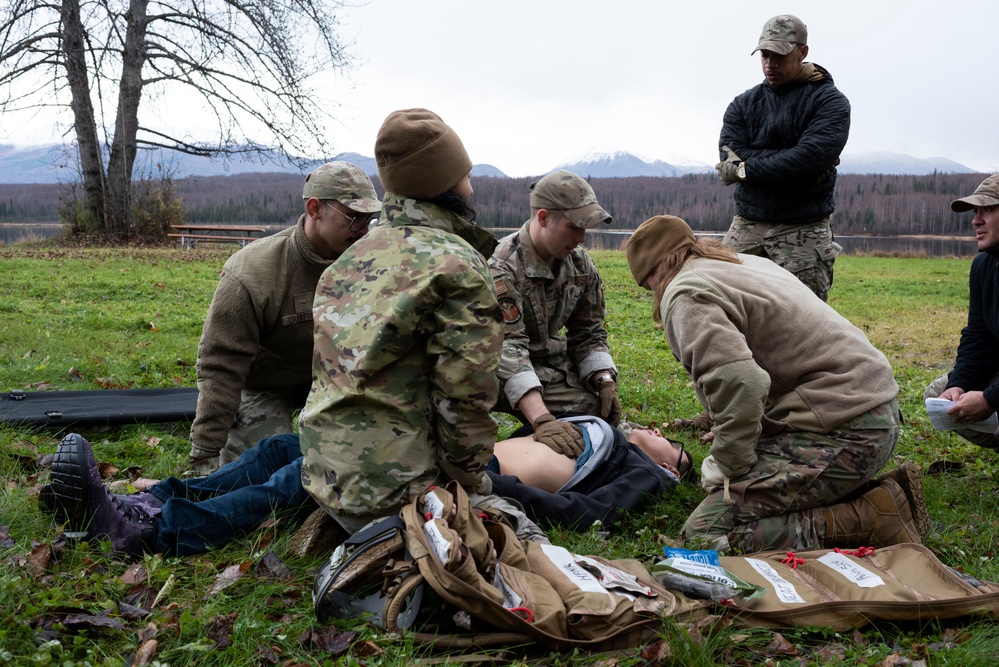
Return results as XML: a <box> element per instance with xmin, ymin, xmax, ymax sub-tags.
<box><xmin>187</xmin><ymin>161</ymin><xmax>380</xmax><ymax>475</ymax></box>
<box><xmin>489</xmin><ymin>170</ymin><xmax>621</xmax><ymax>459</ymax></box>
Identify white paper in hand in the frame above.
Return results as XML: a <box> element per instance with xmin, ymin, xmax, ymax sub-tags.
<box><xmin>924</xmin><ymin>398</ymin><xmax>999</xmax><ymax>434</ymax></box>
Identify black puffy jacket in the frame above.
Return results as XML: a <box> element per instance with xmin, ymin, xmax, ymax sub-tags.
<box><xmin>947</xmin><ymin>248</ymin><xmax>999</xmax><ymax>409</ymax></box>
<box><xmin>720</xmin><ymin>63</ymin><xmax>850</xmax><ymax>224</ymax></box>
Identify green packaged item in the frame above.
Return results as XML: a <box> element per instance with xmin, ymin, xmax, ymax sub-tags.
<box><xmin>652</xmin><ymin>557</ymin><xmax>766</xmax><ymax>602</ymax></box>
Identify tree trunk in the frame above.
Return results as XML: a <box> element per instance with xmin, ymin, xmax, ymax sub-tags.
<box><xmin>60</xmin><ymin>0</ymin><xmax>107</xmax><ymax>232</ymax></box>
<box><xmin>105</xmin><ymin>0</ymin><xmax>149</xmax><ymax>239</ymax></box>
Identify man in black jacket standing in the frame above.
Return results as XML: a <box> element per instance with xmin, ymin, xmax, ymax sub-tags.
<box><xmin>715</xmin><ymin>14</ymin><xmax>850</xmax><ymax>302</ymax></box>
<box><xmin>924</xmin><ymin>174</ymin><xmax>999</xmax><ymax>449</ymax></box>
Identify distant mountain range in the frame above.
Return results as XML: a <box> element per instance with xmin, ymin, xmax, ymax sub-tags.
<box><xmin>0</xmin><ymin>144</ymin><xmax>981</xmax><ymax>184</ymax></box>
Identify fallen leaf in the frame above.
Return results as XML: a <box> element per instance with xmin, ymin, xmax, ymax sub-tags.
<box><xmin>131</xmin><ymin>639</ymin><xmax>158</xmax><ymax>666</ymax></box>
<box><xmin>208</xmin><ymin>612</ymin><xmax>238</xmax><ymax>649</ymax></box>
<box><xmin>353</xmin><ymin>639</ymin><xmax>383</xmax><ymax>657</ymax></box>
<box><xmin>62</xmin><ymin>612</ymin><xmax>127</xmax><ymax>632</ymax></box>
<box><xmin>640</xmin><ymin>639</ymin><xmax>672</xmax><ymax>664</ymax></box>
<box><xmin>0</xmin><ymin>526</ymin><xmax>15</xmax><ymax>548</ymax></box>
<box><xmin>68</xmin><ymin>367</ymin><xmax>85</xmax><ymax>381</ymax></box>
<box><xmin>927</xmin><ymin>460</ymin><xmax>965</xmax><ymax>475</ymax></box>
<box><xmin>145</xmin><ymin>436</ymin><xmax>162</xmax><ymax>448</ymax></box>
<box><xmin>254</xmin><ymin>551</ymin><xmax>293</xmax><ymax>581</ymax></box>
<box><xmin>122</xmin><ymin>563</ymin><xmax>148</xmax><ymax>585</ymax></box>
<box><xmin>149</xmin><ymin>322</ymin><xmax>159</xmax><ymax>332</ymax></box>
<box><xmin>24</xmin><ymin>542</ymin><xmax>53</xmax><ymax>577</ymax></box>
<box><xmin>765</xmin><ymin>632</ymin><xmax>798</xmax><ymax>657</ymax></box>
<box><xmin>206</xmin><ymin>564</ymin><xmax>245</xmax><ymax>597</ymax></box>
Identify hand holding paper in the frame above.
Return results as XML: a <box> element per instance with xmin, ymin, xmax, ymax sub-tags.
<box><xmin>925</xmin><ymin>397</ymin><xmax>999</xmax><ymax>434</ymax></box>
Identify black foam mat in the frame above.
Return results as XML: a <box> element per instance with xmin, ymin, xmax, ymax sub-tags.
<box><xmin>0</xmin><ymin>387</ymin><xmax>199</xmax><ymax>427</ymax></box>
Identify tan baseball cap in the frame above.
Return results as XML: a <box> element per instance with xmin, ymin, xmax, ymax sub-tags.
<box><xmin>529</xmin><ymin>170</ymin><xmax>612</xmax><ymax>229</ymax></box>
<box><xmin>951</xmin><ymin>174</ymin><xmax>999</xmax><ymax>212</ymax></box>
<box><xmin>302</xmin><ymin>161</ymin><xmax>381</xmax><ymax>213</ymax></box>
<box><xmin>752</xmin><ymin>15</ymin><xmax>807</xmax><ymax>56</ymax></box>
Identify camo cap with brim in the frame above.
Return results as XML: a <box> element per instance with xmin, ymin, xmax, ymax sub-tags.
<box><xmin>752</xmin><ymin>14</ymin><xmax>807</xmax><ymax>56</ymax></box>
<box><xmin>951</xmin><ymin>174</ymin><xmax>999</xmax><ymax>212</ymax></box>
<box><xmin>529</xmin><ymin>170</ymin><xmax>612</xmax><ymax>229</ymax></box>
<box><xmin>302</xmin><ymin>161</ymin><xmax>381</xmax><ymax>213</ymax></box>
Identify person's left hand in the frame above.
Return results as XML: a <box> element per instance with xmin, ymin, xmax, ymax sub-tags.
<box><xmin>715</xmin><ymin>145</ymin><xmax>746</xmax><ymax>185</ymax></box>
<box><xmin>596</xmin><ymin>377</ymin><xmax>622</xmax><ymax>426</ymax></box>
<box><xmin>947</xmin><ymin>390</ymin><xmax>994</xmax><ymax>423</ymax></box>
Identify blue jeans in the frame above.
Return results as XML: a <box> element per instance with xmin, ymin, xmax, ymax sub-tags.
<box><xmin>150</xmin><ymin>433</ymin><xmax>312</xmax><ymax>556</ymax></box>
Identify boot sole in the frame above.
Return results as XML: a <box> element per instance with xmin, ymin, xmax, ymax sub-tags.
<box><xmin>48</xmin><ymin>434</ymin><xmax>93</xmax><ymax>528</ymax></box>
<box><xmin>887</xmin><ymin>463</ymin><xmax>931</xmax><ymax>538</ymax></box>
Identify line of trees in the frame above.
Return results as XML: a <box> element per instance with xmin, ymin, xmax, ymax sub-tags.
<box><xmin>0</xmin><ymin>171</ymin><xmax>989</xmax><ymax>237</ymax></box>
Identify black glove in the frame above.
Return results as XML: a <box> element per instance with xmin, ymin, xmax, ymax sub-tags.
<box><xmin>596</xmin><ymin>378</ymin><xmax>622</xmax><ymax>427</ymax></box>
<box><xmin>532</xmin><ymin>413</ymin><xmax>586</xmax><ymax>458</ymax></box>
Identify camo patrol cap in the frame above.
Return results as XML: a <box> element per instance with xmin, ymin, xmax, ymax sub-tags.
<box><xmin>752</xmin><ymin>14</ymin><xmax>807</xmax><ymax>56</ymax></box>
<box><xmin>529</xmin><ymin>170</ymin><xmax>612</xmax><ymax>229</ymax></box>
<box><xmin>302</xmin><ymin>161</ymin><xmax>381</xmax><ymax>213</ymax></box>
<box><xmin>951</xmin><ymin>174</ymin><xmax>999</xmax><ymax>212</ymax></box>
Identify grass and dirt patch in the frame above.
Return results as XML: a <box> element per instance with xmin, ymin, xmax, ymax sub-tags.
<box><xmin>0</xmin><ymin>244</ymin><xmax>997</xmax><ymax>665</ymax></box>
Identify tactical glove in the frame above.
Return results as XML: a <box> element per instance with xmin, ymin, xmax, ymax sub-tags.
<box><xmin>595</xmin><ymin>377</ymin><xmax>623</xmax><ymax>427</ymax></box>
<box><xmin>187</xmin><ymin>446</ymin><xmax>221</xmax><ymax>477</ymax></box>
<box><xmin>715</xmin><ymin>145</ymin><xmax>746</xmax><ymax>186</ymax></box>
<box><xmin>532</xmin><ymin>413</ymin><xmax>586</xmax><ymax>458</ymax></box>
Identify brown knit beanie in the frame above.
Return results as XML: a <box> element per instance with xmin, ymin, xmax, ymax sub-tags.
<box><xmin>375</xmin><ymin>108</ymin><xmax>473</xmax><ymax>200</ymax></box>
<box><xmin>625</xmin><ymin>215</ymin><xmax>697</xmax><ymax>285</ymax></box>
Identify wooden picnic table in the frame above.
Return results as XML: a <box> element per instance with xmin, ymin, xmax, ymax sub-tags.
<box><xmin>169</xmin><ymin>224</ymin><xmax>268</xmax><ymax>249</ymax></box>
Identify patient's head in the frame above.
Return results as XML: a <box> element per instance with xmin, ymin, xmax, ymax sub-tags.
<box><xmin>627</xmin><ymin>427</ymin><xmax>694</xmax><ymax>480</ymax></box>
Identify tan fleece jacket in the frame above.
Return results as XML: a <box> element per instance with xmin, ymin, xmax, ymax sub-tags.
<box><xmin>660</xmin><ymin>254</ymin><xmax>898</xmax><ymax>478</ymax></box>
<box><xmin>190</xmin><ymin>216</ymin><xmax>335</xmax><ymax>454</ymax></box>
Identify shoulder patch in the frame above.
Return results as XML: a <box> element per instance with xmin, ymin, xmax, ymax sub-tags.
<box><xmin>494</xmin><ymin>278</ymin><xmax>509</xmax><ymax>296</ymax></box>
<box><xmin>498</xmin><ymin>297</ymin><xmax>521</xmax><ymax>324</ymax></box>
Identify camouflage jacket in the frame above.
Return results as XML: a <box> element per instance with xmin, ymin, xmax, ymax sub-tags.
<box><xmin>191</xmin><ymin>217</ymin><xmax>334</xmax><ymax>454</ymax></box>
<box><xmin>298</xmin><ymin>194</ymin><xmax>503</xmax><ymax>518</ymax></box>
<box><xmin>488</xmin><ymin>223</ymin><xmax>616</xmax><ymax>408</ymax></box>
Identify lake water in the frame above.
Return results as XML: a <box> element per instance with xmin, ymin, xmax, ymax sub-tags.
<box><xmin>1</xmin><ymin>223</ymin><xmax>980</xmax><ymax>258</ymax></box>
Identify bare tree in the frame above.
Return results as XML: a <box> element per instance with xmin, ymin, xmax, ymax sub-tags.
<box><xmin>0</xmin><ymin>0</ymin><xmax>353</xmax><ymax>239</ymax></box>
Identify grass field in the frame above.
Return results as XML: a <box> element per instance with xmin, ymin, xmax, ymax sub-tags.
<box><xmin>1</xmin><ymin>244</ymin><xmax>997</xmax><ymax>666</ymax></box>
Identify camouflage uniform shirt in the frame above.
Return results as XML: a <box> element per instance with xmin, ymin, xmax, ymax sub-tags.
<box><xmin>488</xmin><ymin>223</ymin><xmax>616</xmax><ymax>409</ymax></box>
<box><xmin>298</xmin><ymin>194</ymin><xmax>503</xmax><ymax>519</ymax></box>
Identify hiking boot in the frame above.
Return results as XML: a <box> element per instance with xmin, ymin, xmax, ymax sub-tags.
<box><xmin>874</xmin><ymin>463</ymin><xmax>930</xmax><ymax>538</ymax></box>
<box><xmin>47</xmin><ymin>433</ymin><xmax>103</xmax><ymax>526</ymax></box>
<box><xmin>823</xmin><ymin>478</ymin><xmax>921</xmax><ymax>548</ymax></box>
<box><xmin>49</xmin><ymin>433</ymin><xmax>157</xmax><ymax>556</ymax></box>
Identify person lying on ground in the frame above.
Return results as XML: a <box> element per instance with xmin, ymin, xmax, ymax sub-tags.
<box><xmin>487</xmin><ymin>415</ymin><xmax>695</xmax><ymax>529</ymax></box>
<box><xmin>43</xmin><ymin>416</ymin><xmax>639</xmax><ymax>558</ymax></box>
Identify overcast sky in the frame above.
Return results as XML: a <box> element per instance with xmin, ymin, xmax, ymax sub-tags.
<box><xmin>319</xmin><ymin>0</ymin><xmax>999</xmax><ymax>177</ymax></box>
<box><xmin>7</xmin><ymin>0</ymin><xmax>998</xmax><ymax>178</ymax></box>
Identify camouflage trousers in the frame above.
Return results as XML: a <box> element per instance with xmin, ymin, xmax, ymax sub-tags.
<box><xmin>494</xmin><ymin>363</ymin><xmax>600</xmax><ymax>423</ymax></box>
<box><xmin>219</xmin><ymin>387</ymin><xmax>306</xmax><ymax>466</ymax></box>
<box><xmin>924</xmin><ymin>373</ymin><xmax>999</xmax><ymax>449</ymax></box>
<box><xmin>682</xmin><ymin>400</ymin><xmax>900</xmax><ymax>554</ymax></box>
<box><xmin>722</xmin><ymin>215</ymin><xmax>842</xmax><ymax>301</ymax></box>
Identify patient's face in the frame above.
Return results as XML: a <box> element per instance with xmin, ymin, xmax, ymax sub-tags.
<box><xmin>628</xmin><ymin>428</ymin><xmax>690</xmax><ymax>476</ymax></box>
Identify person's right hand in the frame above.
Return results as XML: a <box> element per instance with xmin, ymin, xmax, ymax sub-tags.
<box><xmin>186</xmin><ymin>446</ymin><xmax>221</xmax><ymax>477</ymax></box>
<box><xmin>939</xmin><ymin>387</ymin><xmax>965</xmax><ymax>402</ymax></box>
<box><xmin>532</xmin><ymin>413</ymin><xmax>586</xmax><ymax>458</ymax></box>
